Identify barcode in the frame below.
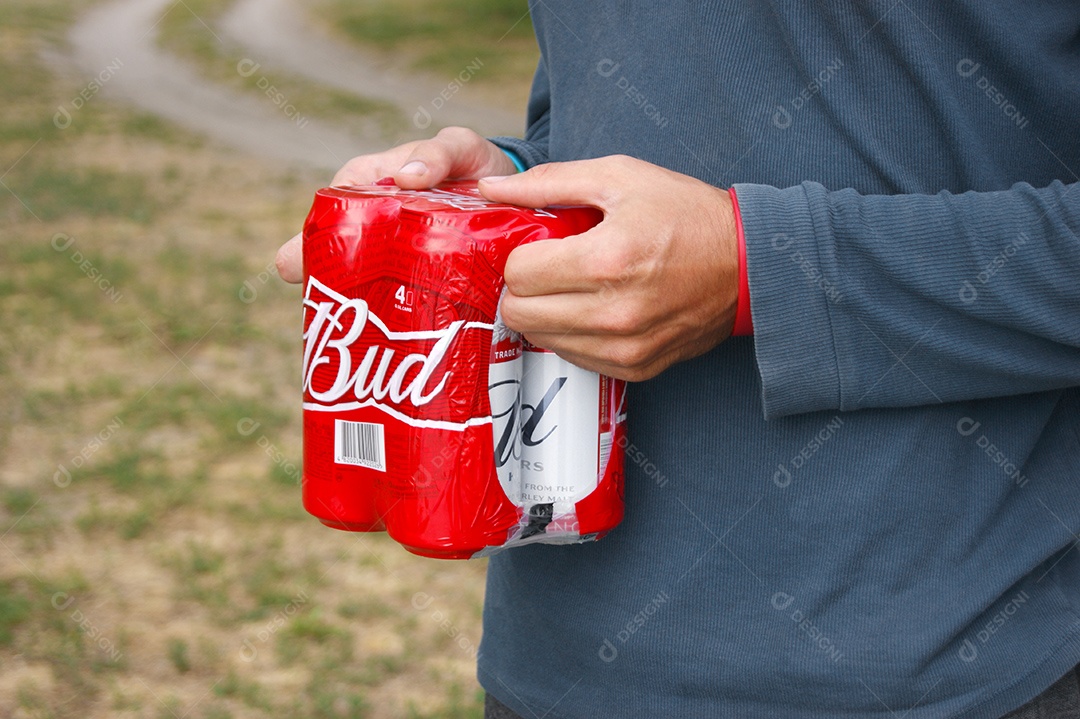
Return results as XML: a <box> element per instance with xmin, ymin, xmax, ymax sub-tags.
<box><xmin>599</xmin><ymin>431</ymin><xmax>613</xmax><ymax>473</ymax></box>
<box><xmin>335</xmin><ymin>420</ymin><xmax>386</xmax><ymax>472</ymax></box>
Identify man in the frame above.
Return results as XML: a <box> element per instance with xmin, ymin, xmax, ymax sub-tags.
<box><xmin>278</xmin><ymin>2</ymin><xmax>1080</xmax><ymax>716</ymax></box>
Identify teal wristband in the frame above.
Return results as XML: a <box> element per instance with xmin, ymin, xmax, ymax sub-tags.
<box><xmin>500</xmin><ymin>148</ymin><xmax>527</xmax><ymax>173</ymax></box>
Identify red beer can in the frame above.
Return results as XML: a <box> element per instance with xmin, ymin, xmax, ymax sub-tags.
<box><xmin>301</xmin><ymin>181</ymin><xmax>624</xmax><ymax>558</ymax></box>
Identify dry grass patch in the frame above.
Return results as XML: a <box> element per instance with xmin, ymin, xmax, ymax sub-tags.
<box><xmin>0</xmin><ymin>3</ymin><xmax>488</xmax><ymax>717</ymax></box>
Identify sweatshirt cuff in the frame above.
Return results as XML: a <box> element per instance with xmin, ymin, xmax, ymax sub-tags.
<box><xmin>732</xmin><ymin>182</ymin><xmax>842</xmax><ymax>419</ymax></box>
<box><xmin>728</xmin><ymin>187</ymin><xmax>753</xmax><ymax>336</ymax></box>
<box><xmin>488</xmin><ymin>137</ymin><xmax>549</xmax><ymax>170</ymax></box>
<box><xmin>499</xmin><ymin>148</ymin><xmax>526</xmax><ymax>173</ymax></box>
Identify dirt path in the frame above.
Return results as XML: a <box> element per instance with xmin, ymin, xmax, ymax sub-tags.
<box><xmin>219</xmin><ymin>0</ymin><xmax>524</xmax><ymax>138</ymax></box>
<box><xmin>61</xmin><ymin>0</ymin><xmax>524</xmax><ymax>173</ymax></box>
<box><xmin>66</xmin><ymin>0</ymin><xmax>372</xmax><ymax>171</ymax></box>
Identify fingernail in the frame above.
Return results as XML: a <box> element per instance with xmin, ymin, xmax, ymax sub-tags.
<box><xmin>399</xmin><ymin>161</ymin><xmax>427</xmax><ymax>176</ymax></box>
<box><xmin>480</xmin><ymin>175</ymin><xmax>511</xmax><ymax>183</ymax></box>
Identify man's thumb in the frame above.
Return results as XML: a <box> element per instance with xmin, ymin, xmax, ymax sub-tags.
<box><xmin>276</xmin><ymin>233</ymin><xmax>303</xmax><ymax>284</ymax></box>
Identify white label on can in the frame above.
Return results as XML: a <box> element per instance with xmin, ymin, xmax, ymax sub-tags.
<box><xmin>519</xmin><ymin>350</ymin><xmax>600</xmax><ymax>514</ymax></box>
<box><xmin>489</xmin><ymin>349</ymin><xmax>523</xmax><ymax>504</ymax></box>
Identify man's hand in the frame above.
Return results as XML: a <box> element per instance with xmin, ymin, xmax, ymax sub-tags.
<box><xmin>480</xmin><ymin>155</ymin><xmax>739</xmax><ymax>382</ymax></box>
<box><xmin>274</xmin><ymin>126</ymin><xmax>516</xmax><ymax>282</ymax></box>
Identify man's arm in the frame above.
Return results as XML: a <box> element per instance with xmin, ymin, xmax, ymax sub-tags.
<box><xmin>737</xmin><ymin>179</ymin><xmax>1080</xmax><ymax>418</ymax></box>
<box><xmin>483</xmin><ymin>164</ymin><xmax>1080</xmax><ymax>419</ymax></box>
<box><xmin>480</xmin><ymin>157</ymin><xmax>739</xmax><ymax>381</ymax></box>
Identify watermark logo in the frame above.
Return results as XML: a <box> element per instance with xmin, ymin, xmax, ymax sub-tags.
<box><xmin>957</xmin><ymin>232</ymin><xmax>1028</xmax><ymax>305</ymax></box>
<box><xmin>597</xmin><ymin>591</ymin><xmax>670</xmax><ymax>663</ymax></box>
<box><xmin>771</xmin><ymin>233</ymin><xmax>843</xmax><ymax>305</ymax></box>
<box><xmin>956</xmin><ymin>590</ymin><xmax>1030</xmax><ymax>663</ymax></box>
<box><xmin>773</xmin><ymin>58</ymin><xmax>844</xmax><ymax>130</ymax></box>
<box><xmin>615</xmin><ymin>436</ymin><xmax>668</xmax><ymax>488</ymax></box>
<box><xmin>51</xmin><ymin>592</ymin><xmax>123</xmax><ymax>662</ymax></box>
<box><xmin>956</xmin><ymin>59</ymin><xmax>1030</xmax><ymax>130</ymax></box>
<box><xmin>237</xmin><ymin>59</ymin><xmax>309</xmax><ymax>129</ymax></box>
<box><xmin>54</xmin><ymin>416</ymin><xmax>125</xmax><ymax>488</ymax></box>
<box><xmin>956</xmin><ymin>417</ymin><xmax>1029</xmax><ymax>487</ymax></box>
<box><xmin>51</xmin><ymin>233</ymin><xmax>124</xmax><ymax>304</ymax></box>
<box><xmin>773</xmin><ymin>416</ymin><xmax>844</xmax><ymax>488</ymax></box>
<box><xmin>413</xmin><ymin>58</ymin><xmax>485</xmax><ymax>129</ymax></box>
<box><xmin>771</xmin><ymin>591</ymin><xmax>843</xmax><ymax>663</ymax></box>
<box><xmin>55</xmin><ymin>58</ymin><xmax>125</xmax><ymax>129</ymax></box>
<box><xmin>595</xmin><ymin>59</ymin><xmax>669</xmax><ymax>129</ymax></box>
<box><xmin>238</xmin><ymin>590</ymin><xmax>309</xmax><ymax>662</ymax></box>
<box><xmin>411</xmin><ymin>592</ymin><xmax>480</xmax><ymax>658</ymax></box>
<box><xmin>237</xmin><ymin>418</ymin><xmax>300</xmax><ymax>485</ymax></box>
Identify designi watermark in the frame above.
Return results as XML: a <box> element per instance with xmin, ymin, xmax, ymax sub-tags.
<box><xmin>598</xmin><ymin>590</ymin><xmax>670</xmax><ymax>663</ymax></box>
<box><xmin>596</xmin><ymin>59</ymin><xmax>669</xmax><ymax>129</ymax></box>
<box><xmin>771</xmin><ymin>591</ymin><xmax>843</xmax><ymax>663</ymax></box>
<box><xmin>414</xmin><ymin>58</ymin><xmax>485</xmax><ymax>129</ymax></box>
<box><xmin>54</xmin><ymin>58</ymin><xmax>124</xmax><ymax>129</ymax></box>
<box><xmin>773</xmin><ymin>58</ymin><xmax>844</xmax><ymax>130</ymax></box>
<box><xmin>956</xmin><ymin>417</ymin><xmax>1029</xmax><ymax>488</ymax></box>
<box><xmin>54</xmin><ymin>416</ymin><xmax>125</xmax><ymax>488</ymax></box>
<box><xmin>957</xmin><ymin>59</ymin><xmax>1030</xmax><ymax>130</ymax></box>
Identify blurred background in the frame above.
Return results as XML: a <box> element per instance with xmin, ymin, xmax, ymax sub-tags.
<box><xmin>0</xmin><ymin>1</ymin><xmax>536</xmax><ymax>716</ymax></box>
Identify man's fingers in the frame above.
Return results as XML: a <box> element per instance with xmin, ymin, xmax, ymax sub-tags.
<box><xmin>394</xmin><ymin>127</ymin><xmax>513</xmax><ymax>189</ymax></box>
<box><xmin>393</xmin><ymin>152</ymin><xmax>445</xmax><ymax>189</ymax></box>
<box><xmin>501</xmin><ymin>291</ymin><xmax>593</xmax><ymax>335</ymax></box>
<box><xmin>479</xmin><ymin>155</ymin><xmax>640</xmax><ymax>209</ymax></box>
<box><xmin>276</xmin><ymin>232</ymin><xmax>303</xmax><ymax>284</ymax></box>
<box><xmin>503</xmin><ymin>237</ymin><xmax>605</xmax><ymax>296</ymax></box>
<box><xmin>331</xmin><ymin>142</ymin><xmax>419</xmax><ymax>187</ymax></box>
<box><xmin>522</xmin><ymin>331</ymin><xmax>679</xmax><ymax>382</ymax></box>
<box><xmin>501</xmin><ymin>285</ymin><xmax>649</xmax><ymax>336</ymax></box>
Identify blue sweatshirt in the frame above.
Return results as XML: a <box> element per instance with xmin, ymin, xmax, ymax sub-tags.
<box><xmin>483</xmin><ymin>2</ymin><xmax>1080</xmax><ymax>718</ymax></box>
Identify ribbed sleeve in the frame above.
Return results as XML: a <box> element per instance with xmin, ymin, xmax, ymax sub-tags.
<box><xmin>489</xmin><ymin>135</ymin><xmax>548</xmax><ymax>169</ymax></box>
<box><xmin>735</xmin><ymin>182</ymin><xmax>843</xmax><ymax>417</ymax></box>
<box><xmin>738</xmin><ymin>180</ymin><xmax>1080</xmax><ymax>418</ymax></box>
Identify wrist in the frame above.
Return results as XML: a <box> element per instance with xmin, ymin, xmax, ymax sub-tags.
<box><xmin>499</xmin><ymin>147</ymin><xmax>526</xmax><ymax>174</ymax></box>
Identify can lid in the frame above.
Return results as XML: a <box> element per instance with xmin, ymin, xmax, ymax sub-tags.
<box><xmin>321</xmin><ymin>181</ymin><xmax>601</xmax><ymax>224</ymax></box>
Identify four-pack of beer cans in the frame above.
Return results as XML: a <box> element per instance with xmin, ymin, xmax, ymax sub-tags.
<box><xmin>300</xmin><ymin>181</ymin><xmax>627</xmax><ymax>558</ymax></box>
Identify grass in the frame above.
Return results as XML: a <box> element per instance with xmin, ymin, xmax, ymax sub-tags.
<box><xmin>3</xmin><ymin>486</ymin><xmax>39</xmax><ymax>515</ymax></box>
<box><xmin>0</xmin><ymin>581</ymin><xmax>33</xmax><ymax>645</ymax></box>
<box><xmin>156</xmin><ymin>0</ymin><xmax>404</xmax><ymax>136</ymax></box>
<box><xmin>214</xmin><ymin>669</ymin><xmax>273</xmax><ymax>711</ymax></box>
<box><xmin>4</xmin><ymin>164</ymin><xmax>159</xmax><ymax>222</ymax></box>
<box><xmin>0</xmin><ymin>1</ymin><xmax>490</xmax><ymax>717</ymax></box>
<box><xmin>407</xmin><ymin>685</ymin><xmax>485</xmax><ymax>719</ymax></box>
<box><xmin>0</xmin><ymin>0</ymin><xmax>77</xmax><ymax>38</ymax></box>
<box><xmin>168</xmin><ymin>637</ymin><xmax>192</xmax><ymax>673</ymax></box>
<box><xmin>314</xmin><ymin>0</ymin><xmax>537</xmax><ymax>81</ymax></box>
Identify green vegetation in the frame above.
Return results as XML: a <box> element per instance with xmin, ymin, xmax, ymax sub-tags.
<box><xmin>0</xmin><ymin>0</ymin><xmax>74</xmax><ymax>40</ymax></box>
<box><xmin>0</xmin><ymin>581</ymin><xmax>33</xmax><ymax>645</ymax></box>
<box><xmin>0</xmin><ymin>0</ymin><xmax>489</xmax><ymax>717</ymax></box>
<box><xmin>168</xmin><ymin>637</ymin><xmax>192</xmax><ymax>673</ymax></box>
<box><xmin>4</xmin><ymin>164</ymin><xmax>158</xmax><ymax>222</ymax></box>
<box><xmin>2</xmin><ymin>486</ymin><xmax>38</xmax><ymax>516</ymax></box>
<box><xmin>315</xmin><ymin>0</ymin><xmax>536</xmax><ymax>80</ymax></box>
<box><xmin>156</xmin><ymin>0</ymin><xmax>404</xmax><ymax>133</ymax></box>
<box><xmin>407</xmin><ymin>685</ymin><xmax>485</xmax><ymax>719</ymax></box>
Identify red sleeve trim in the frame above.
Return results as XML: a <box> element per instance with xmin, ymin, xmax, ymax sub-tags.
<box><xmin>728</xmin><ymin>187</ymin><xmax>753</xmax><ymax>336</ymax></box>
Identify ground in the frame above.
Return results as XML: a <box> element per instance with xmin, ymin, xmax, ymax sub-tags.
<box><xmin>0</xmin><ymin>1</ymin><xmax>535</xmax><ymax>717</ymax></box>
